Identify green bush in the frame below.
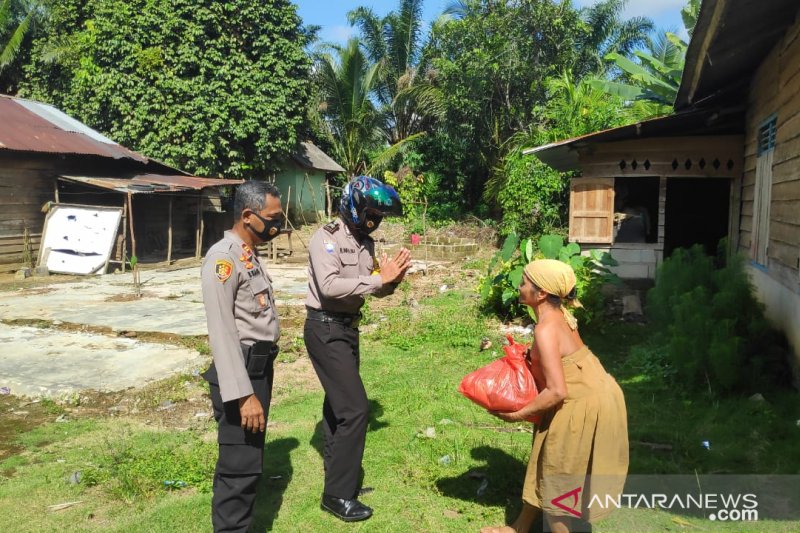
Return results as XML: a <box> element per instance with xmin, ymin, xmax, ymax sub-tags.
<box><xmin>478</xmin><ymin>232</ymin><xmax>617</xmax><ymax>324</ymax></box>
<box><xmin>647</xmin><ymin>245</ymin><xmax>791</xmax><ymax>394</ymax></box>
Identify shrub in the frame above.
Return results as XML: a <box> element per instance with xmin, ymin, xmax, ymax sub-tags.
<box><xmin>479</xmin><ymin>232</ymin><xmax>617</xmax><ymax>324</ymax></box>
<box><xmin>647</xmin><ymin>244</ymin><xmax>791</xmax><ymax>394</ymax></box>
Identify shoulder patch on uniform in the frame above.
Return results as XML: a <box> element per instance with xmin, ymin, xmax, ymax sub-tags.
<box><xmin>323</xmin><ymin>221</ymin><xmax>339</xmax><ymax>234</ymax></box>
<box><xmin>215</xmin><ymin>259</ymin><xmax>233</xmax><ymax>283</ymax></box>
<box><xmin>323</xmin><ymin>240</ymin><xmax>335</xmax><ymax>253</ymax></box>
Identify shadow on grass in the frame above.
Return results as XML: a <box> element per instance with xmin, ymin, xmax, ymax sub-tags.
<box><xmin>436</xmin><ymin>445</ymin><xmax>533</xmax><ymax>525</ymax></box>
<box><xmin>251</xmin><ymin>437</ymin><xmax>300</xmax><ymax>532</ymax></box>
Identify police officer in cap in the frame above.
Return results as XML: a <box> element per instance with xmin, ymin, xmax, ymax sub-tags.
<box><xmin>304</xmin><ymin>175</ymin><xmax>411</xmax><ymax>522</ymax></box>
<box><xmin>201</xmin><ymin>180</ymin><xmax>284</xmax><ymax>532</ymax></box>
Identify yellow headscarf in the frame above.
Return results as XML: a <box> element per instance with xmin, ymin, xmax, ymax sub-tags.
<box><xmin>523</xmin><ymin>259</ymin><xmax>583</xmax><ymax>330</ymax></box>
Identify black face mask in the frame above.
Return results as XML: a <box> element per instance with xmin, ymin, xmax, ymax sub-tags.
<box><xmin>360</xmin><ymin>214</ymin><xmax>383</xmax><ymax>235</ymax></box>
<box><xmin>247</xmin><ymin>212</ymin><xmax>283</xmax><ymax>242</ymax></box>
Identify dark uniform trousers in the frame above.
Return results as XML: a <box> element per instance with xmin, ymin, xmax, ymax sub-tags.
<box><xmin>304</xmin><ymin>319</ymin><xmax>368</xmax><ymax>500</ymax></box>
<box><xmin>204</xmin><ymin>362</ymin><xmax>274</xmax><ymax>533</ymax></box>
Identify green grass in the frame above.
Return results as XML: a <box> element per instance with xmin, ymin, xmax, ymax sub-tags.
<box><xmin>0</xmin><ymin>294</ymin><xmax>798</xmax><ymax>532</ymax></box>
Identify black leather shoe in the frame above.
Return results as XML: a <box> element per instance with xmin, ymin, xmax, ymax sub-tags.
<box><xmin>321</xmin><ymin>493</ymin><xmax>373</xmax><ymax>522</ymax></box>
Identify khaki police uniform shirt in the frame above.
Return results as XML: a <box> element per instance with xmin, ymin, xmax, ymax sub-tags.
<box><xmin>202</xmin><ymin>230</ymin><xmax>280</xmax><ymax>403</ymax></box>
<box><xmin>306</xmin><ymin>218</ymin><xmax>395</xmax><ymax>314</ymax></box>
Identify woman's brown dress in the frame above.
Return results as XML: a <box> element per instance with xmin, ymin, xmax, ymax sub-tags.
<box><xmin>523</xmin><ymin>345</ymin><xmax>629</xmax><ymax>522</ymax></box>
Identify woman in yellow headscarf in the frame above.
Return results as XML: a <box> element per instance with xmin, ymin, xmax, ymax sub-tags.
<box><xmin>481</xmin><ymin>260</ymin><xmax>628</xmax><ymax>533</ymax></box>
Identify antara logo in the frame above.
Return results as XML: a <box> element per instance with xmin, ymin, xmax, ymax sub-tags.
<box><xmin>551</xmin><ymin>487</ymin><xmax>583</xmax><ymax>518</ymax></box>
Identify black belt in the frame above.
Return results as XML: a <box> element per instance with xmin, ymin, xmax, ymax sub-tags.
<box><xmin>306</xmin><ymin>307</ymin><xmax>361</xmax><ymax>329</ymax></box>
<box><xmin>242</xmin><ymin>341</ymin><xmax>279</xmax><ymax>378</ymax></box>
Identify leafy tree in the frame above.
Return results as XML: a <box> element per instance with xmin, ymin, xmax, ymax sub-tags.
<box><xmin>22</xmin><ymin>0</ymin><xmax>312</xmax><ymax>178</ymax></box>
<box><xmin>589</xmin><ymin>0</ymin><xmax>700</xmax><ymax>108</ymax></box>
<box><xmin>426</xmin><ymin>0</ymin><xmax>587</xmax><ymax>207</ymax></box>
<box><xmin>347</xmin><ymin>0</ymin><xmax>443</xmax><ymax>144</ymax></box>
<box><xmin>487</xmin><ymin>72</ymin><xmax>647</xmax><ymax>237</ymax></box>
<box><xmin>0</xmin><ymin>0</ymin><xmax>48</xmax><ymax>93</ymax></box>
<box><xmin>314</xmin><ymin>37</ymin><xmax>382</xmax><ymax>176</ymax></box>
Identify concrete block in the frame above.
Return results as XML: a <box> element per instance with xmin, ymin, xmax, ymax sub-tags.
<box><xmin>610</xmin><ymin>248</ymin><xmax>641</xmax><ymax>263</ymax></box>
<box><xmin>612</xmin><ymin>263</ymin><xmax>651</xmax><ymax>279</ymax></box>
<box><xmin>33</xmin><ymin>266</ymin><xmax>50</xmax><ymax>277</ymax></box>
<box><xmin>640</xmin><ymin>249</ymin><xmax>657</xmax><ymax>263</ymax></box>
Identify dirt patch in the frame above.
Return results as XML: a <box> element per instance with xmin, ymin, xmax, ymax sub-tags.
<box><xmin>104</xmin><ymin>291</ymin><xmax>158</xmax><ymax>302</ymax></box>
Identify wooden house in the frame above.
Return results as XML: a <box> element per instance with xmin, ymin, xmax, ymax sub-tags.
<box><xmin>273</xmin><ymin>141</ymin><xmax>344</xmax><ymax>224</ymax></box>
<box><xmin>0</xmin><ymin>95</ymin><xmax>241</xmax><ymax>273</ymax></box>
<box><xmin>526</xmin><ymin>0</ymin><xmax>800</xmax><ymax>378</ymax></box>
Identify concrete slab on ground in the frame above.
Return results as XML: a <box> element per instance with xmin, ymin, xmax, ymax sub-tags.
<box><xmin>0</xmin><ymin>265</ymin><xmax>309</xmax><ymax>336</ymax></box>
<box><xmin>0</xmin><ymin>323</ymin><xmax>206</xmax><ymax>398</ymax></box>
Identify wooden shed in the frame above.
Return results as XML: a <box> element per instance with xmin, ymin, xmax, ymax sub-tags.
<box><xmin>527</xmin><ymin>0</ymin><xmax>800</xmax><ymax>379</ymax></box>
<box><xmin>273</xmin><ymin>141</ymin><xmax>344</xmax><ymax>224</ymax></box>
<box><xmin>0</xmin><ymin>95</ymin><xmax>241</xmax><ymax>273</ymax></box>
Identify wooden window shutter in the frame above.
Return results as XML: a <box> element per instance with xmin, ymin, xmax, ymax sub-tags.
<box><xmin>569</xmin><ymin>178</ymin><xmax>614</xmax><ymax>244</ymax></box>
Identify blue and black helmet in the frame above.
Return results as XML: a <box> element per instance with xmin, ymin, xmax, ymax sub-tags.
<box><xmin>339</xmin><ymin>176</ymin><xmax>403</xmax><ymax>232</ymax></box>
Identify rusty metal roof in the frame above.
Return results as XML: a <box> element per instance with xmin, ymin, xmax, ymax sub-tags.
<box><xmin>0</xmin><ymin>95</ymin><xmax>148</xmax><ymax>162</ymax></box>
<box><xmin>60</xmin><ymin>174</ymin><xmax>244</xmax><ymax>193</ymax></box>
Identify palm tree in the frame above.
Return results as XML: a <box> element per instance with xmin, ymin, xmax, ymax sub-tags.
<box><xmin>0</xmin><ymin>0</ymin><xmax>42</xmax><ymax>69</ymax></box>
<box><xmin>589</xmin><ymin>0</ymin><xmax>701</xmax><ymax>108</ymax></box>
<box><xmin>576</xmin><ymin>0</ymin><xmax>654</xmax><ymax>77</ymax></box>
<box><xmin>347</xmin><ymin>0</ymin><xmax>441</xmax><ymax>144</ymax></box>
<box><xmin>315</xmin><ymin>38</ymin><xmax>382</xmax><ymax>176</ymax></box>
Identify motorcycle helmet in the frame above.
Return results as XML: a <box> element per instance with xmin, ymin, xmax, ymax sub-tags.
<box><xmin>339</xmin><ymin>176</ymin><xmax>403</xmax><ymax>234</ymax></box>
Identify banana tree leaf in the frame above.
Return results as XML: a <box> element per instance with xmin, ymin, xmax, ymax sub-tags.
<box><xmin>587</xmin><ymin>79</ymin><xmax>645</xmax><ymax>100</ymax></box>
<box><xmin>606</xmin><ymin>52</ymin><xmax>662</xmax><ymax>83</ymax></box>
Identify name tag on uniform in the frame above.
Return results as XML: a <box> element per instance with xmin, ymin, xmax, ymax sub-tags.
<box><xmin>340</xmin><ymin>247</ymin><xmax>356</xmax><ymax>254</ymax></box>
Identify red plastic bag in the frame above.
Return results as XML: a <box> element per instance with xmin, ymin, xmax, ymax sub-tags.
<box><xmin>459</xmin><ymin>335</ymin><xmax>541</xmax><ymax>424</ymax></box>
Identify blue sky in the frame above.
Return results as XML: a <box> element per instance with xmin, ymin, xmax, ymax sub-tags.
<box><xmin>294</xmin><ymin>0</ymin><xmax>690</xmax><ymax>45</ymax></box>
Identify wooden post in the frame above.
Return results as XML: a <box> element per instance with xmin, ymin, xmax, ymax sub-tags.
<box><xmin>121</xmin><ymin>201</ymin><xmax>127</xmax><ymax>273</ymax></box>
<box><xmin>53</xmin><ymin>179</ymin><xmax>60</xmax><ymax>204</ymax></box>
<box><xmin>127</xmin><ymin>192</ymin><xmax>136</xmax><ymax>260</ymax></box>
<box><xmin>325</xmin><ymin>177</ymin><xmax>332</xmax><ymax>219</ymax></box>
<box><xmin>195</xmin><ymin>191</ymin><xmax>203</xmax><ymax>259</ymax></box>
<box><xmin>167</xmin><ymin>195</ymin><xmax>173</xmax><ymax>263</ymax></box>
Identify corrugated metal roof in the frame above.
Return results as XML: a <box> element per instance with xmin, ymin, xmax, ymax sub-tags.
<box><xmin>292</xmin><ymin>141</ymin><xmax>345</xmax><ymax>173</ymax></box>
<box><xmin>0</xmin><ymin>95</ymin><xmax>148</xmax><ymax>162</ymax></box>
<box><xmin>60</xmin><ymin>174</ymin><xmax>244</xmax><ymax>193</ymax></box>
<box><xmin>676</xmin><ymin>0</ymin><xmax>799</xmax><ymax>110</ymax></box>
<box><xmin>523</xmin><ymin>108</ymin><xmax>741</xmax><ymax>171</ymax></box>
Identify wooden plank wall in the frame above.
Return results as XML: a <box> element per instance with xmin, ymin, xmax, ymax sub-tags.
<box><xmin>0</xmin><ymin>155</ymin><xmax>57</xmax><ymax>272</ymax></box>
<box><xmin>742</xmin><ymin>15</ymin><xmax>800</xmax><ymax>284</ymax></box>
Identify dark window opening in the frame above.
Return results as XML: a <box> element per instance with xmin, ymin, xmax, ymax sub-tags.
<box><xmin>614</xmin><ymin>177</ymin><xmax>659</xmax><ymax>243</ymax></box>
<box><xmin>664</xmin><ymin>178</ymin><xmax>730</xmax><ymax>257</ymax></box>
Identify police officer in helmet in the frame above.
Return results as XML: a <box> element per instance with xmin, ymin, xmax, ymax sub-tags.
<box><xmin>304</xmin><ymin>176</ymin><xmax>411</xmax><ymax>522</ymax></box>
<box><xmin>201</xmin><ymin>180</ymin><xmax>284</xmax><ymax>532</ymax></box>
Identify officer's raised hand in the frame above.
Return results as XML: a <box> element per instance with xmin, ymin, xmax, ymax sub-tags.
<box><xmin>238</xmin><ymin>393</ymin><xmax>266</xmax><ymax>433</ymax></box>
<box><xmin>379</xmin><ymin>247</ymin><xmax>411</xmax><ymax>284</ymax></box>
